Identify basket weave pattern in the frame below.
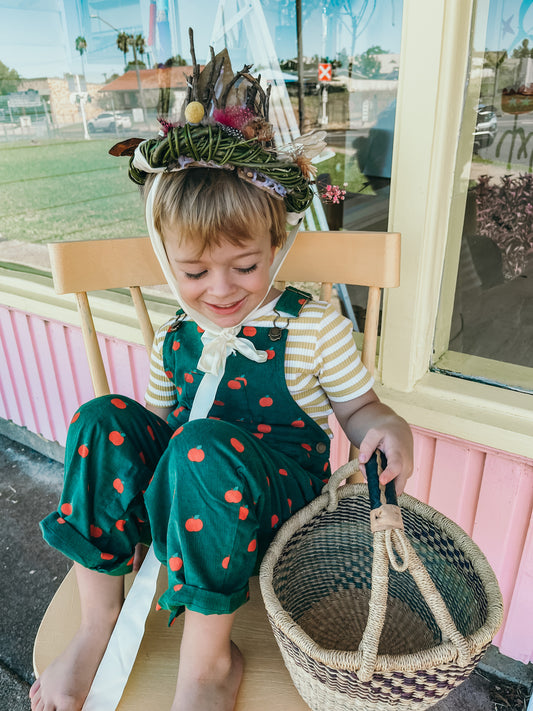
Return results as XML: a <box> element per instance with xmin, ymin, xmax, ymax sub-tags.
<box><xmin>260</xmin><ymin>472</ymin><xmax>503</xmax><ymax>711</ymax></box>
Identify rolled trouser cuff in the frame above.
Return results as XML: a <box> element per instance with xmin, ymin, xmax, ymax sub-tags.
<box><xmin>40</xmin><ymin>511</ymin><xmax>141</xmax><ymax>576</ymax></box>
<box><xmin>157</xmin><ymin>581</ymin><xmax>250</xmax><ymax>625</ymax></box>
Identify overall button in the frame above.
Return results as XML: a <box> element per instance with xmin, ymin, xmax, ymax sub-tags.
<box><xmin>315</xmin><ymin>442</ymin><xmax>327</xmax><ymax>454</ymax></box>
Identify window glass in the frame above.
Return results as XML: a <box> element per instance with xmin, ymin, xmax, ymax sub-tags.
<box><xmin>434</xmin><ymin>0</ymin><xmax>533</xmax><ymax>392</ymax></box>
<box><xmin>0</xmin><ymin>0</ymin><xmax>402</xmax><ymax>271</ymax></box>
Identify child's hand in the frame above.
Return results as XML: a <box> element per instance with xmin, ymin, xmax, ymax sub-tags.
<box><xmin>358</xmin><ymin>418</ymin><xmax>413</xmax><ymax>494</ymax></box>
<box><xmin>332</xmin><ymin>390</ymin><xmax>414</xmax><ymax>495</ymax></box>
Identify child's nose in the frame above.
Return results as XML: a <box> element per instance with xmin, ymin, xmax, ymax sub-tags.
<box><xmin>208</xmin><ymin>269</ymin><xmax>235</xmax><ymax>296</ymax></box>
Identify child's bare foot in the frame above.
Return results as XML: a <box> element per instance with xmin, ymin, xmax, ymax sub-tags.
<box><xmin>171</xmin><ymin>641</ymin><xmax>244</xmax><ymax>711</ymax></box>
<box><xmin>29</xmin><ymin>618</ymin><xmax>117</xmax><ymax>711</ymax></box>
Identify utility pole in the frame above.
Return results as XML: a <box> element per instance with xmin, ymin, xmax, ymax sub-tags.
<box><xmin>296</xmin><ymin>0</ymin><xmax>305</xmax><ymax>134</ymax></box>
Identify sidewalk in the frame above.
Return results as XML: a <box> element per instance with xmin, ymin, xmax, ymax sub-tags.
<box><xmin>1</xmin><ymin>428</ymin><xmax>532</xmax><ymax>711</ymax></box>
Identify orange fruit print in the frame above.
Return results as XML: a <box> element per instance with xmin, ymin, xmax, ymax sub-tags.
<box><xmin>242</xmin><ymin>326</ymin><xmax>256</xmax><ymax>336</ymax></box>
<box><xmin>224</xmin><ymin>489</ymin><xmax>243</xmax><ymax>503</ymax></box>
<box><xmin>184</xmin><ymin>373</ymin><xmax>194</xmax><ymax>383</ymax></box>
<box><xmin>172</xmin><ymin>340</ymin><xmax>180</xmax><ymax>351</ymax></box>
<box><xmin>90</xmin><ymin>525</ymin><xmax>102</xmax><ymax>538</ymax></box>
<box><xmin>222</xmin><ymin>556</ymin><xmax>230</xmax><ymax>569</ymax></box>
<box><xmin>113</xmin><ymin>478</ymin><xmax>125</xmax><ymax>493</ymax></box>
<box><xmin>111</xmin><ymin>398</ymin><xmax>127</xmax><ymax>409</ymax></box>
<box><xmin>185</xmin><ymin>516</ymin><xmax>203</xmax><ymax>532</ymax></box>
<box><xmin>230</xmin><ymin>438</ymin><xmax>244</xmax><ymax>452</ymax></box>
<box><xmin>187</xmin><ymin>446</ymin><xmax>205</xmax><ymax>462</ymax></box>
<box><xmin>60</xmin><ymin>503</ymin><xmax>72</xmax><ymax>516</ymax></box>
<box><xmin>227</xmin><ymin>379</ymin><xmax>241</xmax><ymax>389</ymax></box>
<box><xmin>257</xmin><ymin>424</ymin><xmax>271</xmax><ymax>433</ymax></box>
<box><xmin>259</xmin><ymin>396</ymin><xmax>273</xmax><ymax>407</ymax></box>
<box><xmin>78</xmin><ymin>444</ymin><xmax>89</xmax><ymax>458</ymax></box>
<box><xmin>109</xmin><ymin>431</ymin><xmax>125</xmax><ymax>446</ymax></box>
<box><xmin>271</xmin><ymin>514</ymin><xmax>279</xmax><ymax>527</ymax></box>
<box><xmin>247</xmin><ymin>539</ymin><xmax>257</xmax><ymax>552</ymax></box>
<box><xmin>239</xmin><ymin>506</ymin><xmax>249</xmax><ymax>520</ymax></box>
<box><xmin>115</xmin><ymin>519</ymin><xmax>126</xmax><ymax>531</ymax></box>
<box><xmin>71</xmin><ymin>412</ymin><xmax>80</xmax><ymax>424</ymax></box>
<box><xmin>291</xmin><ymin>420</ymin><xmax>305</xmax><ymax>428</ymax></box>
<box><xmin>169</xmin><ymin>556</ymin><xmax>183</xmax><ymax>571</ymax></box>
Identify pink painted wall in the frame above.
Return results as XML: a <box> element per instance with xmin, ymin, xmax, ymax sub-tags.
<box><xmin>1</xmin><ymin>304</ymin><xmax>532</xmax><ymax>663</ymax></box>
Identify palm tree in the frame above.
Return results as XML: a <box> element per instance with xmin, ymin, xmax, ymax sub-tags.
<box><xmin>134</xmin><ymin>34</ymin><xmax>146</xmax><ymax>64</ymax></box>
<box><xmin>75</xmin><ymin>36</ymin><xmax>87</xmax><ymax>57</ymax></box>
<box><xmin>75</xmin><ymin>36</ymin><xmax>88</xmax><ymax>78</ymax></box>
<box><xmin>117</xmin><ymin>31</ymin><xmax>130</xmax><ymax>70</ymax></box>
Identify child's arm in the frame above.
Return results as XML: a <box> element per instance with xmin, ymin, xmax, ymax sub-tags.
<box><xmin>331</xmin><ymin>390</ymin><xmax>413</xmax><ymax>494</ymax></box>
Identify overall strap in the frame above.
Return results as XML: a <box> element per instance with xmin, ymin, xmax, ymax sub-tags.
<box><xmin>276</xmin><ymin>286</ymin><xmax>312</xmax><ymax>317</ymax></box>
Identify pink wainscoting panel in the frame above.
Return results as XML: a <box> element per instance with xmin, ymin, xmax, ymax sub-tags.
<box><xmin>406</xmin><ymin>429</ymin><xmax>435</xmax><ymax>503</ymax></box>
<box><xmin>473</xmin><ymin>453</ymin><xmax>533</xmax><ymax>656</ymax></box>
<box><xmin>0</xmin><ymin>306</ymin><xmax>149</xmax><ymax>446</ymax></box>
<box><xmin>1</xmin><ymin>304</ymin><xmax>532</xmax><ymax>663</ymax></box>
<box><xmin>499</xmin><ymin>516</ymin><xmax>533</xmax><ymax>662</ymax></box>
<box><xmin>1</xmin><ymin>308</ymin><xmax>39</xmax><ymax>434</ymax></box>
<box><xmin>0</xmin><ymin>309</ymin><xmax>23</xmax><ymax>426</ymax></box>
<box><xmin>328</xmin><ymin>415</ymin><xmax>351</xmax><ymax>473</ymax></box>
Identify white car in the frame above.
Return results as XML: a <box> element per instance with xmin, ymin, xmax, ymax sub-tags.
<box><xmin>87</xmin><ymin>112</ymin><xmax>132</xmax><ymax>132</ymax></box>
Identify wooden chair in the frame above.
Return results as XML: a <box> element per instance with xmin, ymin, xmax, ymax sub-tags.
<box><xmin>34</xmin><ymin>230</ymin><xmax>401</xmax><ymax>710</ymax></box>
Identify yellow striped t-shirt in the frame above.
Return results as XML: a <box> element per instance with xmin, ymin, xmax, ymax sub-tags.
<box><xmin>145</xmin><ymin>298</ymin><xmax>373</xmax><ymax>437</ymax></box>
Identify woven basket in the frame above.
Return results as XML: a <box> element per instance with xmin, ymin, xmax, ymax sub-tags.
<box><xmin>259</xmin><ymin>455</ymin><xmax>503</xmax><ymax>711</ymax></box>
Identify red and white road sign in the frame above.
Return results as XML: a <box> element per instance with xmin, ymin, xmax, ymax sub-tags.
<box><xmin>318</xmin><ymin>63</ymin><xmax>332</xmax><ymax>81</ymax></box>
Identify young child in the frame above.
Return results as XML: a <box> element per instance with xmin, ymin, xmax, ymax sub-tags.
<box><xmin>30</xmin><ymin>49</ymin><xmax>413</xmax><ymax>711</ymax></box>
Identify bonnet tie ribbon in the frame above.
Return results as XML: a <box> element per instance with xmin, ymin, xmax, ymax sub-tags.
<box><xmin>198</xmin><ymin>329</ymin><xmax>267</xmax><ymax>375</ymax></box>
<box><xmin>189</xmin><ymin>329</ymin><xmax>267</xmax><ymax>421</ymax></box>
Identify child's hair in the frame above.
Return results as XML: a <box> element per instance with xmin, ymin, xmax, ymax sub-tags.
<box><xmin>144</xmin><ymin>168</ymin><xmax>288</xmax><ymax>255</ymax></box>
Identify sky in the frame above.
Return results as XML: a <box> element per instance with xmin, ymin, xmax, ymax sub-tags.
<box><xmin>2</xmin><ymin>0</ymin><xmax>531</xmax><ymax>85</ymax></box>
<box><xmin>0</xmin><ymin>0</ymin><xmax>403</xmax><ymax>83</ymax></box>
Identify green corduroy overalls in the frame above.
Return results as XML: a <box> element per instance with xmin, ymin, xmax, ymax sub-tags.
<box><xmin>41</xmin><ymin>288</ymin><xmax>332</xmax><ymax>620</ymax></box>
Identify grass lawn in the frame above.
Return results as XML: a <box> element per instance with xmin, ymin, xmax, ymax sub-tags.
<box><xmin>0</xmin><ymin>137</ymin><xmax>147</xmax><ymax>243</ymax></box>
<box><xmin>0</xmin><ymin>132</ymin><xmax>371</xmax><ymax>246</ymax></box>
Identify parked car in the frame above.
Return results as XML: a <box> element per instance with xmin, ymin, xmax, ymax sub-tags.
<box><xmin>473</xmin><ymin>104</ymin><xmax>497</xmax><ymax>151</ymax></box>
<box><xmin>87</xmin><ymin>112</ymin><xmax>132</xmax><ymax>132</ymax></box>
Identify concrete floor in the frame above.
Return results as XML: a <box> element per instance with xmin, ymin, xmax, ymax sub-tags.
<box><xmin>1</xmin><ymin>428</ymin><xmax>532</xmax><ymax>710</ymax></box>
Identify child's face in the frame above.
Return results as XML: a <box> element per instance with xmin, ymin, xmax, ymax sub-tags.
<box><xmin>164</xmin><ymin>228</ymin><xmax>276</xmax><ymax>327</ymax></box>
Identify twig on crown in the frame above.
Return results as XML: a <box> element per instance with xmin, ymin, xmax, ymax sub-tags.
<box><xmin>203</xmin><ymin>47</ymin><xmax>225</xmax><ymax>115</ymax></box>
<box><xmin>188</xmin><ymin>27</ymin><xmax>200</xmax><ymax>101</ymax></box>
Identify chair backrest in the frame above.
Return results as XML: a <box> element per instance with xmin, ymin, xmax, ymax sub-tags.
<box><xmin>47</xmin><ymin>231</ymin><xmax>400</xmax><ymax>398</ymax></box>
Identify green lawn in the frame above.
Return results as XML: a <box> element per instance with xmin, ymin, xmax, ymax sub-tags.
<box><xmin>0</xmin><ymin>138</ymin><xmax>147</xmax><ymax>243</ymax></box>
<box><xmin>0</xmin><ymin>133</ymin><xmax>369</xmax><ymax>245</ymax></box>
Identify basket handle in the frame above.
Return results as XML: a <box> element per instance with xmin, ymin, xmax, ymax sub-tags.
<box><xmin>323</xmin><ymin>454</ymin><xmax>472</xmax><ymax>681</ymax></box>
<box><xmin>366</xmin><ymin>450</ymin><xmax>397</xmax><ymax>508</ymax></box>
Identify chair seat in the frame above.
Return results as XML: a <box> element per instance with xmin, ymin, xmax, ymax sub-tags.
<box><xmin>33</xmin><ymin>566</ymin><xmax>311</xmax><ymax>710</ymax></box>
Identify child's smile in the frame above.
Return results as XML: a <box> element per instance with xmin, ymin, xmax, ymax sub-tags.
<box><xmin>164</xmin><ymin>230</ymin><xmax>278</xmax><ymax>327</ymax></box>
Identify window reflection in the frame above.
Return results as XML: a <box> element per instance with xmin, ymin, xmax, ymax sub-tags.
<box><xmin>0</xmin><ymin>0</ymin><xmax>403</xmax><ymax>233</ymax></box>
<box><xmin>437</xmin><ymin>0</ymin><xmax>533</xmax><ymax>386</ymax></box>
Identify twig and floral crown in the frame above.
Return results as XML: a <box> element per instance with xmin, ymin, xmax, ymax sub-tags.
<box><xmin>110</xmin><ymin>28</ymin><xmax>326</xmax><ymax>216</ymax></box>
